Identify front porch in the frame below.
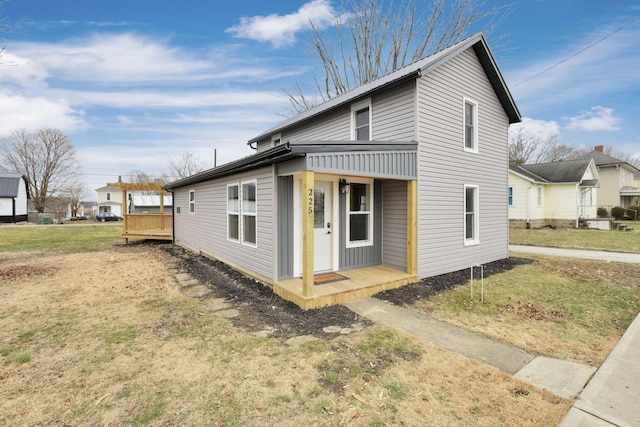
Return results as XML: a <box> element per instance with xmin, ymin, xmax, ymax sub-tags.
<box><xmin>274</xmin><ymin>265</ymin><xmax>419</xmax><ymax>310</ymax></box>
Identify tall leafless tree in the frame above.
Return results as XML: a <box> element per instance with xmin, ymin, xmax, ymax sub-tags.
<box><xmin>0</xmin><ymin>128</ymin><xmax>81</xmax><ymax>213</ymax></box>
<box><xmin>169</xmin><ymin>152</ymin><xmax>206</xmax><ymax>180</ymax></box>
<box><xmin>509</xmin><ymin>127</ymin><xmax>578</xmax><ymax>165</ymax></box>
<box><xmin>286</xmin><ymin>0</ymin><xmax>508</xmax><ymax>113</ymax></box>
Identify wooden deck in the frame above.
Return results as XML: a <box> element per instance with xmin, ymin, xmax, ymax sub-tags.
<box><xmin>273</xmin><ymin>265</ymin><xmax>419</xmax><ymax>310</ymax></box>
<box><xmin>122</xmin><ymin>213</ymin><xmax>173</xmax><ymax>243</ymax></box>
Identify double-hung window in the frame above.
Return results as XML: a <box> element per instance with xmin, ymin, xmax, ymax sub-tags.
<box><xmin>463</xmin><ymin>98</ymin><xmax>478</xmax><ymax>152</ymax></box>
<box><xmin>227</xmin><ymin>181</ymin><xmax>257</xmax><ymax>246</ymax></box>
<box><xmin>508</xmin><ymin>186</ymin><xmax>514</xmax><ymax>206</ymax></box>
<box><xmin>464</xmin><ymin>185</ymin><xmax>479</xmax><ymax>245</ymax></box>
<box><xmin>351</xmin><ymin>99</ymin><xmax>371</xmax><ymax>141</ymax></box>
<box><xmin>189</xmin><ymin>190</ymin><xmax>195</xmax><ymax>214</ymax></box>
<box><xmin>347</xmin><ymin>181</ymin><xmax>373</xmax><ymax>247</ymax></box>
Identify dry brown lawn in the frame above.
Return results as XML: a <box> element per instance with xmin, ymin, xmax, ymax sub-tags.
<box><xmin>1</xmin><ymin>246</ymin><xmax>572</xmax><ymax>426</ymax></box>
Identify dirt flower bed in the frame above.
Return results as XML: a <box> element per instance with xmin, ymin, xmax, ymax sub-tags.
<box><xmin>162</xmin><ymin>244</ymin><xmax>528</xmax><ymax>338</ymax></box>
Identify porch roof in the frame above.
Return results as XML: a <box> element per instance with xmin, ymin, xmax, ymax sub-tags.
<box><xmin>165</xmin><ymin>140</ymin><xmax>417</xmax><ymax>190</ymax></box>
<box><xmin>620</xmin><ymin>186</ymin><xmax>640</xmax><ymax>196</ymax></box>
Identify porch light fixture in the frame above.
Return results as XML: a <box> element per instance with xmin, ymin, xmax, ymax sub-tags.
<box><xmin>339</xmin><ymin>179</ymin><xmax>350</xmax><ymax>194</ymax></box>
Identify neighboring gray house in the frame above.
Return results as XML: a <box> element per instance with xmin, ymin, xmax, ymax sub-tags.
<box><xmin>166</xmin><ymin>33</ymin><xmax>521</xmax><ymax>309</ymax></box>
<box><xmin>579</xmin><ymin>146</ymin><xmax>640</xmax><ymax>208</ymax></box>
<box><xmin>0</xmin><ymin>173</ymin><xmax>30</xmax><ymax>223</ymax></box>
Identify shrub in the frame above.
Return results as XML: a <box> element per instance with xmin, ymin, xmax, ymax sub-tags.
<box><xmin>611</xmin><ymin>206</ymin><xmax>625</xmax><ymax>220</ymax></box>
<box><xmin>597</xmin><ymin>207</ymin><xmax>609</xmax><ymax>218</ymax></box>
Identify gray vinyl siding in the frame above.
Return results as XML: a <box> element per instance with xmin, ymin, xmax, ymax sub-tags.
<box><xmin>277</xmin><ymin>176</ymin><xmax>294</xmax><ymax>279</ymax></box>
<box><xmin>382</xmin><ymin>180</ymin><xmax>407</xmax><ymax>270</ymax></box>
<box><xmin>284</xmin><ymin>107</ymin><xmax>351</xmax><ymax>141</ymax></box>
<box><xmin>416</xmin><ymin>47</ymin><xmax>509</xmax><ymax>278</ymax></box>
<box><xmin>172</xmin><ymin>166</ymin><xmax>276</xmax><ymax>281</ymax></box>
<box><xmin>371</xmin><ymin>81</ymin><xmax>415</xmax><ymax>141</ymax></box>
<box><xmin>339</xmin><ymin>180</ymin><xmax>383</xmax><ymax>269</ymax></box>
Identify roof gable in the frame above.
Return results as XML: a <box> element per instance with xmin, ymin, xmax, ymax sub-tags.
<box><xmin>0</xmin><ymin>173</ymin><xmax>27</xmax><ymax>198</ymax></box>
<box><xmin>579</xmin><ymin>150</ymin><xmax>640</xmax><ymax>172</ymax></box>
<box><xmin>248</xmin><ymin>32</ymin><xmax>520</xmax><ymax>144</ymax></box>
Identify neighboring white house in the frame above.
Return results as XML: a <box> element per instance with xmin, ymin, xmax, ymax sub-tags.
<box><xmin>166</xmin><ymin>33</ymin><xmax>521</xmax><ymax>309</ymax></box>
<box><xmin>95</xmin><ymin>185</ymin><xmax>123</xmax><ymax>216</ymax></box>
<box><xmin>130</xmin><ymin>194</ymin><xmax>173</xmax><ymax>213</ymax></box>
<box><xmin>508</xmin><ymin>159</ymin><xmax>600</xmax><ymax>228</ymax></box>
<box><xmin>0</xmin><ymin>173</ymin><xmax>30</xmax><ymax>223</ymax></box>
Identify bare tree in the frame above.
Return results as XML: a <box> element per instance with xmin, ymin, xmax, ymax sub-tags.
<box><xmin>287</xmin><ymin>0</ymin><xmax>508</xmax><ymax>113</ymax></box>
<box><xmin>0</xmin><ymin>128</ymin><xmax>80</xmax><ymax>213</ymax></box>
<box><xmin>66</xmin><ymin>181</ymin><xmax>87</xmax><ymax>218</ymax></box>
<box><xmin>509</xmin><ymin>127</ymin><xmax>577</xmax><ymax>164</ymax></box>
<box><xmin>169</xmin><ymin>152</ymin><xmax>206</xmax><ymax>180</ymax></box>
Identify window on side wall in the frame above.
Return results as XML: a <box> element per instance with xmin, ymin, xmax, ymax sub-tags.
<box><xmin>463</xmin><ymin>97</ymin><xmax>478</xmax><ymax>152</ymax></box>
<box><xmin>227</xmin><ymin>185</ymin><xmax>239</xmax><ymax>241</ymax></box>
<box><xmin>242</xmin><ymin>181</ymin><xmax>257</xmax><ymax>246</ymax></box>
<box><xmin>508</xmin><ymin>186</ymin><xmax>514</xmax><ymax>206</ymax></box>
<box><xmin>347</xmin><ymin>181</ymin><xmax>373</xmax><ymax>248</ymax></box>
<box><xmin>106</xmin><ymin>192</ymin><xmax>111</xmax><ymax>201</ymax></box>
<box><xmin>537</xmin><ymin>187</ymin><xmax>542</xmax><ymax>206</ymax></box>
<box><xmin>189</xmin><ymin>190</ymin><xmax>195</xmax><ymax>214</ymax></box>
<box><xmin>464</xmin><ymin>185</ymin><xmax>479</xmax><ymax>245</ymax></box>
<box><xmin>351</xmin><ymin>99</ymin><xmax>371</xmax><ymax>141</ymax></box>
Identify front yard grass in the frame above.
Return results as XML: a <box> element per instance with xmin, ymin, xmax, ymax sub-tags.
<box><xmin>0</xmin><ymin>223</ymin><xmax>122</xmax><ymax>253</ymax></box>
<box><xmin>510</xmin><ymin>226</ymin><xmax>640</xmax><ymax>253</ymax></box>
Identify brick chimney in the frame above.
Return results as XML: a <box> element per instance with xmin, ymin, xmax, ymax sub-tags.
<box><xmin>594</xmin><ymin>145</ymin><xmax>604</xmax><ymax>152</ymax></box>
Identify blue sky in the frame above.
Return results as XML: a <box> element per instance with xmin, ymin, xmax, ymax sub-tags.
<box><xmin>1</xmin><ymin>0</ymin><xmax>638</xmax><ymax>199</ymax></box>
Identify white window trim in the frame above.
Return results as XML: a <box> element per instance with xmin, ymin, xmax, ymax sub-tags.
<box><xmin>351</xmin><ymin>98</ymin><xmax>372</xmax><ymax>141</ymax></box>
<box><xmin>463</xmin><ymin>97</ymin><xmax>479</xmax><ymax>153</ymax></box>
<box><xmin>241</xmin><ymin>180</ymin><xmax>258</xmax><ymax>248</ymax></box>
<box><xmin>346</xmin><ymin>178</ymin><xmax>374</xmax><ymax>249</ymax></box>
<box><xmin>537</xmin><ymin>186</ymin><xmax>542</xmax><ymax>207</ymax></box>
<box><xmin>226</xmin><ymin>181</ymin><xmax>258</xmax><ymax>247</ymax></box>
<box><xmin>189</xmin><ymin>189</ymin><xmax>195</xmax><ymax>214</ymax></box>
<box><xmin>464</xmin><ymin>184</ymin><xmax>479</xmax><ymax>246</ymax></box>
<box><xmin>227</xmin><ymin>184</ymin><xmax>240</xmax><ymax>242</ymax></box>
<box><xmin>508</xmin><ymin>186</ymin><xmax>514</xmax><ymax>206</ymax></box>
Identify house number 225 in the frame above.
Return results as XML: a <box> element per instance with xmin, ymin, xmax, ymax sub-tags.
<box><xmin>307</xmin><ymin>188</ymin><xmax>313</xmax><ymax>215</ymax></box>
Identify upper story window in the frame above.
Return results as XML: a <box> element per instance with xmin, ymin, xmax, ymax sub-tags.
<box><xmin>463</xmin><ymin>97</ymin><xmax>478</xmax><ymax>152</ymax></box>
<box><xmin>351</xmin><ymin>99</ymin><xmax>371</xmax><ymax>141</ymax></box>
<box><xmin>106</xmin><ymin>192</ymin><xmax>111</xmax><ymax>201</ymax></box>
<box><xmin>271</xmin><ymin>133</ymin><xmax>282</xmax><ymax>148</ymax></box>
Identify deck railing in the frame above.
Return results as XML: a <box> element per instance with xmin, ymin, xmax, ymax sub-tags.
<box><xmin>122</xmin><ymin>213</ymin><xmax>173</xmax><ymax>241</ymax></box>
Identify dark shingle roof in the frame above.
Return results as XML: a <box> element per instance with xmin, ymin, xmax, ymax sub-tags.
<box><xmin>578</xmin><ymin>151</ymin><xmax>640</xmax><ymax>172</ymax></box>
<box><xmin>514</xmin><ymin>159</ymin><xmax>593</xmax><ymax>183</ymax></box>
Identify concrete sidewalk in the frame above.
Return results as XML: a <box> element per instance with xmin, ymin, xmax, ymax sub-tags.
<box><xmin>510</xmin><ymin>245</ymin><xmax>640</xmax><ymax>264</ymax></box>
<box><xmin>559</xmin><ymin>312</ymin><xmax>640</xmax><ymax>426</ymax></box>
<box><xmin>345</xmin><ymin>298</ymin><xmax>596</xmax><ymax>400</ymax></box>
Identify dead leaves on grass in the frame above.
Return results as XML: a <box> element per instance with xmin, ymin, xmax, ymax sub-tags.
<box><xmin>0</xmin><ymin>265</ymin><xmax>57</xmax><ymax>281</ymax></box>
<box><xmin>505</xmin><ymin>302</ymin><xmax>566</xmax><ymax>321</ymax></box>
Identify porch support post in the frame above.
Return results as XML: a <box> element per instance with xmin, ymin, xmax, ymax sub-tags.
<box><xmin>301</xmin><ymin>170</ymin><xmax>315</xmax><ymax>297</ymax></box>
<box><xmin>122</xmin><ymin>189</ymin><xmax>129</xmax><ymax>244</ymax></box>
<box><xmin>159</xmin><ymin>192</ymin><xmax>164</xmax><ymax>214</ymax></box>
<box><xmin>407</xmin><ymin>179</ymin><xmax>417</xmax><ymax>276</ymax></box>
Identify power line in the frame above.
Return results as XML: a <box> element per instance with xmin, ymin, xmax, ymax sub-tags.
<box><xmin>514</xmin><ymin>14</ymin><xmax>640</xmax><ymax>87</ymax></box>
<box><xmin>504</xmin><ymin>0</ymin><xmax>628</xmax><ymax>64</ymax></box>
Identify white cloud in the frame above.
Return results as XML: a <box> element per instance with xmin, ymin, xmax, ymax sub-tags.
<box><xmin>564</xmin><ymin>106</ymin><xmax>621</xmax><ymax>131</ymax></box>
<box><xmin>510</xmin><ymin>117</ymin><xmax>560</xmax><ymax>139</ymax></box>
<box><xmin>226</xmin><ymin>0</ymin><xmax>337</xmax><ymax>47</ymax></box>
<box><xmin>0</xmin><ymin>93</ymin><xmax>86</xmax><ymax>137</ymax></box>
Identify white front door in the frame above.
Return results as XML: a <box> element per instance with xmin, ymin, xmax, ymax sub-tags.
<box><xmin>314</xmin><ymin>181</ymin><xmax>333</xmax><ymax>272</ymax></box>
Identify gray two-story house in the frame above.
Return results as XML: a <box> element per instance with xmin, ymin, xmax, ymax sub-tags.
<box><xmin>166</xmin><ymin>33</ymin><xmax>521</xmax><ymax>309</ymax></box>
